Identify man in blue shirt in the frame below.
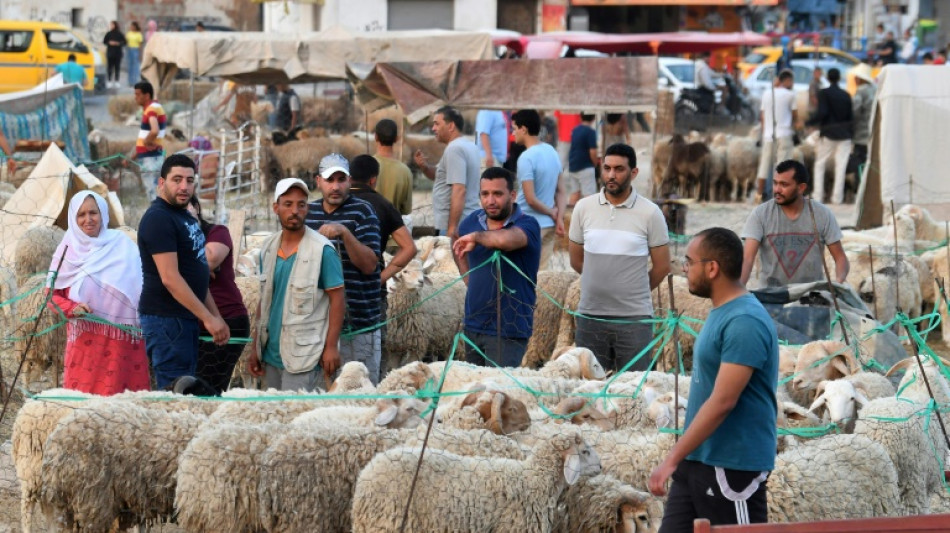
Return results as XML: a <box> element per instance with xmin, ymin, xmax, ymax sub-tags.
<box><xmin>54</xmin><ymin>54</ymin><xmax>87</xmax><ymax>86</ymax></box>
<box><xmin>454</xmin><ymin>167</ymin><xmax>541</xmax><ymax>367</ymax></box>
<box><xmin>475</xmin><ymin>109</ymin><xmax>508</xmax><ymax>169</ymax></box>
<box><xmin>649</xmin><ymin>227</ymin><xmax>778</xmax><ymax>529</ymax></box>
<box><xmin>512</xmin><ymin>109</ymin><xmax>564</xmax><ymax>270</ymax></box>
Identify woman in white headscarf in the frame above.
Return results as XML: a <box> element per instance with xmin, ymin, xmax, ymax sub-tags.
<box><xmin>48</xmin><ymin>191</ymin><xmax>150</xmax><ymax>394</ymax></box>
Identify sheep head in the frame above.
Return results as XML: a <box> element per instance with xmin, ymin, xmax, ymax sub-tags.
<box><xmin>552</xmin><ymin>346</ymin><xmax>606</xmax><ymax>380</ymax></box>
<box><xmin>561</xmin><ymin>433</ymin><xmax>602</xmax><ymax>486</ymax></box>
<box><xmin>328</xmin><ymin>361</ymin><xmax>373</xmax><ymax>393</ymax></box>
<box><xmin>461</xmin><ymin>390</ymin><xmax>531</xmax><ymax>435</ymax></box>
<box><xmin>373</xmin><ymin>395</ymin><xmax>433</xmax><ymax>429</ymax></box>
<box><xmin>647</xmin><ymin>391</ymin><xmax>688</xmax><ymax>429</ymax></box>
<box><xmin>387</xmin><ymin>259</ymin><xmax>427</xmax><ymax>294</ymax></box>
<box><xmin>792</xmin><ymin>340</ymin><xmax>854</xmax><ymax>394</ymax></box>
<box><xmin>615</xmin><ymin>488</ymin><xmax>657</xmax><ymax>533</ymax></box>
<box><xmin>808</xmin><ymin>379</ymin><xmax>867</xmax><ymax>431</ymax></box>
<box><xmin>551</xmin><ymin>397</ymin><xmax>616</xmax><ymax>430</ymax></box>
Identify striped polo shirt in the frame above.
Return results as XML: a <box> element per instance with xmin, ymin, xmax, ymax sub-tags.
<box><xmin>136</xmin><ymin>100</ymin><xmax>166</xmax><ymax>157</ymax></box>
<box><xmin>568</xmin><ymin>189</ymin><xmax>669</xmax><ymax>317</ymax></box>
<box><xmin>306</xmin><ymin>195</ymin><xmax>381</xmax><ymax>332</ymax></box>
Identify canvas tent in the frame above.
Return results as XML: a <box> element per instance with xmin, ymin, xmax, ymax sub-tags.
<box><xmin>347</xmin><ymin>57</ymin><xmax>658</xmax><ymax>124</ymax></box>
<box><xmin>0</xmin><ymin>144</ymin><xmax>123</xmax><ymax>268</ymax></box>
<box><xmin>856</xmin><ymin>65</ymin><xmax>950</xmax><ymax>228</ymax></box>
<box><xmin>140</xmin><ymin>27</ymin><xmax>495</xmax><ymax>91</ymax></box>
<box><xmin>493</xmin><ymin>31</ymin><xmax>771</xmax><ymax>58</ymax></box>
<box><xmin>0</xmin><ymin>77</ymin><xmax>90</xmax><ymax>163</ymax></box>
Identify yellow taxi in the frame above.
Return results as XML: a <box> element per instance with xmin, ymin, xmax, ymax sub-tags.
<box><xmin>0</xmin><ymin>20</ymin><xmax>96</xmax><ymax>93</ymax></box>
<box><xmin>738</xmin><ymin>46</ymin><xmax>861</xmax><ymax>80</ymax></box>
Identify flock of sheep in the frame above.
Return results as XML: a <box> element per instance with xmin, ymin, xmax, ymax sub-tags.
<box><xmin>5</xmin><ymin>164</ymin><xmax>950</xmax><ymax>529</ymax></box>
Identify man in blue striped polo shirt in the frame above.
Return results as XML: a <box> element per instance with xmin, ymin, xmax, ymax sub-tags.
<box><xmin>306</xmin><ymin>153</ymin><xmax>383</xmax><ymax>385</ymax></box>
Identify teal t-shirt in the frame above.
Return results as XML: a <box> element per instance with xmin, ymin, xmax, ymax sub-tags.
<box><xmin>685</xmin><ymin>293</ymin><xmax>778</xmax><ymax>471</ymax></box>
<box><xmin>55</xmin><ymin>62</ymin><xmax>86</xmax><ymax>84</ymax></box>
<box><xmin>262</xmin><ymin>245</ymin><xmax>344</xmax><ymax>370</ymax></box>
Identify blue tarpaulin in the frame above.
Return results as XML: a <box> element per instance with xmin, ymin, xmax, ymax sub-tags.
<box><xmin>0</xmin><ymin>82</ymin><xmax>90</xmax><ymax>163</ymax></box>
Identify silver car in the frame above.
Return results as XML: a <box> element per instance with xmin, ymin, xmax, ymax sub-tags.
<box><xmin>742</xmin><ymin>61</ymin><xmax>837</xmax><ymax>108</ymax></box>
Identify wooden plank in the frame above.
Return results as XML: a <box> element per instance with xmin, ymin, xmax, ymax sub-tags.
<box><xmin>695</xmin><ymin>514</ymin><xmax>950</xmax><ymax>533</ymax></box>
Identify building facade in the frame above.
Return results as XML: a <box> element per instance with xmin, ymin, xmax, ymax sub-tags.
<box><xmin>263</xmin><ymin>0</ymin><xmax>499</xmax><ymax>34</ymax></box>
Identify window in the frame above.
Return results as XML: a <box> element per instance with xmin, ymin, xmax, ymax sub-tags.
<box><xmin>43</xmin><ymin>30</ymin><xmax>87</xmax><ymax>53</ymax></box>
<box><xmin>793</xmin><ymin>66</ymin><xmax>813</xmax><ymax>84</ymax></box>
<box><xmin>665</xmin><ymin>64</ymin><xmax>695</xmax><ymax>84</ymax></box>
<box><xmin>0</xmin><ymin>30</ymin><xmax>33</xmax><ymax>53</ymax></box>
<box><xmin>758</xmin><ymin>66</ymin><xmax>775</xmax><ymax>81</ymax></box>
<box><xmin>71</xmin><ymin>8</ymin><xmax>83</xmax><ymax>29</ymax></box>
<box><xmin>743</xmin><ymin>52</ymin><xmax>767</xmax><ymax>64</ymax></box>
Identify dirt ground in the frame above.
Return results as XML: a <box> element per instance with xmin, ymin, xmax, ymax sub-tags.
<box><xmin>0</xmin><ymin>131</ymin><xmax>942</xmax><ymax>532</ymax></box>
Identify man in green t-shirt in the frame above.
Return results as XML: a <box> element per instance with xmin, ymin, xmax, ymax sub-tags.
<box><xmin>248</xmin><ymin>178</ymin><xmax>345</xmax><ymax>391</ymax></box>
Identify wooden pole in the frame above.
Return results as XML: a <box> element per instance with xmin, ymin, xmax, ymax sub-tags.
<box><xmin>807</xmin><ymin>199</ymin><xmax>851</xmax><ymax>347</ymax></box>
<box><xmin>868</xmin><ymin>245</ymin><xmax>878</xmax><ymax>320</ymax></box>
<box><xmin>667</xmin><ymin>274</ymin><xmax>680</xmax><ymax>441</ymax></box>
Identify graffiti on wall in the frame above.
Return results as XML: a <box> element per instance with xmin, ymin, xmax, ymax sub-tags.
<box><xmin>86</xmin><ymin>15</ymin><xmax>109</xmax><ymax>43</ymax></box>
<box><xmin>29</xmin><ymin>7</ymin><xmax>72</xmax><ymax>26</ymax></box>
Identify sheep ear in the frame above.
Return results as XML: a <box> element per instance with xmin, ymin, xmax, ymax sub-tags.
<box><xmin>375</xmin><ymin>404</ymin><xmax>399</xmax><ymax>427</ymax></box>
<box><xmin>829</xmin><ymin>355</ymin><xmax>852</xmax><ymax>379</ymax></box>
<box><xmin>808</xmin><ymin>394</ymin><xmax>826</xmax><ymax>413</ymax></box>
<box><xmin>854</xmin><ymin>385</ymin><xmax>870</xmax><ymax>408</ymax></box>
<box><xmin>421</xmin><ymin>256</ymin><xmax>435</xmax><ymax>274</ymax></box>
<box><xmin>563</xmin><ymin>452</ymin><xmax>582</xmax><ymax>486</ymax></box>
<box><xmin>461</xmin><ymin>390</ymin><xmax>482</xmax><ymax>408</ymax></box>
<box><xmin>584</xmin><ymin>351</ymin><xmax>606</xmax><ymax>380</ymax></box>
<box><xmin>490</xmin><ymin>392</ymin><xmax>506</xmax><ymax>435</ymax></box>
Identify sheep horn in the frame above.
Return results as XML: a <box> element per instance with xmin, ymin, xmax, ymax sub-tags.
<box><xmin>885</xmin><ymin>357</ymin><xmax>916</xmax><ymax>377</ymax></box>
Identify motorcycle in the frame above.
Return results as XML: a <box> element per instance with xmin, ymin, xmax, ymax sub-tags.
<box><xmin>675</xmin><ymin>74</ymin><xmax>756</xmax><ymax>132</ymax></box>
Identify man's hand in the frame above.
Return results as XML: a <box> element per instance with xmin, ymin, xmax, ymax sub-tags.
<box><xmin>248</xmin><ymin>343</ymin><xmax>265</xmax><ymax>377</ymax></box>
<box><xmin>485</xmin><ymin>154</ymin><xmax>494</xmax><ymax>168</ymax></box>
<box><xmin>413</xmin><ymin>149</ymin><xmax>428</xmax><ymax>168</ymax></box>
<box><xmin>317</xmin><ymin>223</ymin><xmax>348</xmax><ymax>240</ymax></box>
<box><xmin>648</xmin><ymin>457</ymin><xmax>678</xmax><ymax>496</ymax></box>
<box><xmin>452</xmin><ymin>233</ymin><xmax>478</xmax><ymax>259</ymax></box>
<box><xmin>72</xmin><ymin>303</ymin><xmax>91</xmax><ymax>316</ymax></box>
<box><xmin>6</xmin><ymin>159</ymin><xmax>15</xmax><ymax>175</ymax></box>
<box><xmin>321</xmin><ymin>344</ymin><xmax>341</xmax><ymax>377</ymax></box>
<box><xmin>204</xmin><ymin>315</ymin><xmax>230</xmax><ymax>345</ymax></box>
<box><xmin>552</xmin><ymin>207</ymin><xmax>565</xmax><ymax>236</ymax></box>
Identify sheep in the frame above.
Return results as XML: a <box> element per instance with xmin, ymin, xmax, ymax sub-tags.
<box><xmin>523</xmin><ymin>270</ymin><xmax>579</xmax><ymax>369</ymax></box>
<box><xmin>351</xmin><ymin>429</ymin><xmax>602</xmax><ymax>532</ymax></box>
<box><xmin>853</xmin><ymin>396</ymin><xmax>947</xmax><ymax>515</ymax></box>
<box><xmin>807</xmin><ymin>372</ymin><xmax>896</xmax><ymax>432</ymax></box>
<box><xmin>776</xmin><ymin>400</ymin><xmax>825</xmax><ymax>452</ymax></box>
<box><xmin>210</xmin><ymin>389</ymin><xmax>344</xmax><ymax>424</ymax></box>
<box><xmin>440</xmin><ymin>389</ymin><xmax>532</xmax><ymax>435</ymax></box>
<box><xmin>788</xmin><ymin>340</ymin><xmax>858</xmax><ymax>407</ymax></box>
<box><xmin>662</xmin><ymin>134</ymin><xmax>711</xmax><ymax>200</ymax></box>
<box><xmin>258</xmin><ymin>423</ymin><xmax>412</xmax><ymax>533</ymax></box>
<box><xmin>555</xmin><ymin>277</ymin><xmax>582</xmax><ymax>348</ymax></box>
<box><xmin>268</xmin><ymin>137</ymin><xmax>337</xmax><ymax>180</ymax></box>
<box><xmin>0</xmin><ymin>263</ymin><xmax>15</xmax><ymax>337</ymax></box>
<box><xmin>549</xmin><ymin>396</ymin><xmax>617</xmax><ymax>430</ymax></box>
<box><xmin>706</xmin><ymin>146</ymin><xmax>728</xmax><ymax>202</ymax></box>
<box><xmin>328</xmin><ymin>360</ymin><xmax>374</xmax><ymax>393</ymax></box>
<box><xmin>232</xmin><ymin>275</ymin><xmax>261</xmax><ymax>389</ymax></box>
<box><xmin>15</xmin><ymin>225</ymin><xmax>65</xmax><ymax>286</ymax></box>
<box><xmin>13</xmin><ymin>275</ymin><xmax>66</xmax><ymax>389</ymax></box>
<box><xmin>402</xmin><ymin>423</ymin><xmax>528</xmax><ymax>459</ymax></box>
<box><xmin>175</xmin><ymin>422</ymin><xmax>284</xmax><ymax>533</ymax></box>
<box><xmin>612</xmin><ymin>368</ymin><xmax>693</xmax><ymax>399</ymax></box>
<box><xmin>39</xmin><ymin>400</ymin><xmax>208</xmax><ymax>532</ymax></box>
<box><xmin>413</xmin><ymin>235</ymin><xmax>456</xmax><ymax>274</ymax></box>
<box><xmin>554</xmin><ymin>475</ymin><xmax>663</xmax><ymax>533</ymax></box>
<box><xmin>291</xmin><ymin>393</ymin><xmax>435</xmax><ymax>430</ymax></box>
<box><xmin>725</xmin><ymin>136</ymin><xmax>759</xmax><ymax>202</ymax></box>
<box><xmin>429</xmin><ymin>347</ymin><xmax>605</xmax><ymax>403</ymax></box>
<box><xmin>886</xmin><ymin>355</ymin><xmax>950</xmax><ymax>405</ymax></box>
<box><xmin>895</xmin><ymin>204</ymin><xmax>948</xmax><ymax>243</ymax></box>
<box><xmin>384</xmin><ymin>260</ymin><xmax>466</xmax><ymax>370</ymax></box>
<box><xmin>858</xmin><ymin>260</ymin><xmax>923</xmax><ymax>325</ymax></box>
<box><xmin>650</xmin><ymin>137</ymin><xmax>673</xmax><ymax>198</ymax></box>
<box><xmin>767</xmin><ymin>433</ymin><xmax>902</xmax><ymax>522</ymax></box>
<box><xmin>378</xmin><ymin>360</ymin><xmax>437</xmax><ymax>394</ymax></box>
<box><xmin>12</xmin><ymin>389</ymin><xmax>91</xmax><ymax>533</ymax></box>
<box><xmin>561</xmin><ymin>382</ymin><xmax>687</xmax><ymax>430</ymax></box>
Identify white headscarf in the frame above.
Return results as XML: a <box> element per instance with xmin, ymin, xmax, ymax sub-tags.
<box><xmin>48</xmin><ymin>192</ymin><xmax>143</xmax><ymax>328</ymax></box>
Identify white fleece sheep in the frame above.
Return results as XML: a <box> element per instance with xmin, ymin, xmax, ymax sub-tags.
<box><xmin>402</xmin><ymin>424</ymin><xmax>528</xmax><ymax>459</ymax></box>
<box><xmin>291</xmin><ymin>394</ymin><xmax>434</xmax><ymax>430</ymax></box>
<box><xmin>385</xmin><ymin>261</ymin><xmax>466</xmax><ymax>370</ymax></box>
<box><xmin>39</xmin><ymin>399</ymin><xmax>208</xmax><ymax>532</ymax></box>
<box><xmin>12</xmin><ymin>275</ymin><xmax>67</xmax><ymax>389</ymax></box>
<box><xmin>776</xmin><ymin>400</ymin><xmax>825</xmax><ymax>453</ymax></box>
<box><xmin>767</xmin><ymin>433</ymin><xmax>902</xmax><ymax>522</ymax></box>
<box><xmin>725</xmin><ymin>136</ymin><xmax>759</xmax><ymax>202</ymax></box>
<box><xmin>523</xmin><ymin>270</ymin><xmax>579</xmax><ymax>368</ymax></box>
<box><xmin>15</xmin><ymin>225</ymin><xmax>65</xmax><ymax>286</ymax></box>
<box><xmin>351</xmin><ymin>429</ymin><xmax>602</xmax><ymax>533</ymax></box>
<box><xmin>258</xmin><ymin>423</ymin><xmax>412</xmax><ymax>533</ymax></box>
<box><xmin>807</xmin><ymin>372</ymin><xmax>897</xmax><ymax>431</ymax></box>
<box><xmin>378</xmin><ymin>360</ymin><xmax>438</xmax><ymax>394</ymax></box>
<box><xmin>895</xmin><ymin>204</ymin><xmax>948</xmax><ymax>243</ymax></box>
<box><xmin>887</xmin><ymin>355</ymin><xmax>950</xmax><ymax>405</ymax></box>
<box><xmin>0</xmin><ymin>263</ymin><xmax>15</xmax><ymax>337</ymax></box>
<box><xmin>858</xmin><ymin>260</ymin><xmax>923</xmax><ymax>326</ymax></box>
<box><xmin>328</xmin><ymin>360</ymin><xmax>375</xmax><ymax>393</ymax></box>
<box><xmin>854</xmin><ymin>396</ymin><xmax>947</xmax><ymax>515</ymax></box>
<box><xmin>789</xmin><ymin>340</ymin><xmax>859</xmax><ymax>406</ymax></box>
<box><xmin>232</xmin><ymin>275</ymin><xmax>261</xmax><ymax>389</ymax></box>
<box><xmin>564</xmin><ymin>382</ymin><xmax>687</xmax><ymax>430</ymax></box>
<box><xmin>438</xmin><ymin>390</ymin><xmax>533</xmax><ymax>435</ymax></box>
<box><xmin>413</xmin><ymin>235</ymin><xmax>457</xmax><ymax>274</ymax></box>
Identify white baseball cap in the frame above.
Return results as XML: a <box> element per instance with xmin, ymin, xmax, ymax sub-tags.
<box><xmin>319</xmin><ymin>153</ymin><xmax>350</xmax><ymax>179</ymax></box>
<box><xmin>273</xmin><ymin>178</ymin><xmax>310</xmax><ymax>202</ymax></box>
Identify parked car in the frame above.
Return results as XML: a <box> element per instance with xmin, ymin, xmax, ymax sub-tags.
<box><xmin>658</xmin><ymin>57</ymin><xmax>698</xmax><ymax>103</ymax></box>
<box><xmin>742</xmin><ymin>61</ymin><xmax>835</xmax><ymax>107</ymax></box>
<box><xmin>738</xmin><ymin>46</ymin><xmax>860</xmax><ymax>80</ymax></box>
<box><xmin>0</xmin><ymin>20</ymin><xmax>96</xmax><ymax>93</ymax></box>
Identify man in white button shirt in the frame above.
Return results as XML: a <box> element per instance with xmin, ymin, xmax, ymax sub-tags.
<box><xmin>755</xmin><ymin>69</ymin><xmax>797</xmax><ymax>202</ymax></box>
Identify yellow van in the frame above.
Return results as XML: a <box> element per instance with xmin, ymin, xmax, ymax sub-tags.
<box><xmin>0</xmin><ymin>20</ymin><xmax>95</xmax><ymax>93</ymax></box>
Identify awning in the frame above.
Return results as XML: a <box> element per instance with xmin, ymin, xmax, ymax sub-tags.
<box><xmin>503</xmin><ymin>31</ymin><xmax>772</xmax><ymax>57</ymax></box>
<box><xmin>141</xmin><ymin>27</ymin><xmax>495</xmax><ymax>91</ymax></box>
<box><xmin>347</xmin><ymin>57</ymin><xmax>658</xmax><ymax>123</ymax></box>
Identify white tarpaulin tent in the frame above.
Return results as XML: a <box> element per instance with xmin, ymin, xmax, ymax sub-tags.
<box><xmin>140</xmin><ymin>27</ymin><xmax>495</xmax><ymax>90</ymax></box>
<box><xmin>0</xmin><ymin>144</ymin><xmax>124</xmax><ymax>268</ymax></box>
<box><xmin>856</xmin><ymin>65</ymin><xmax>950</xmax><ymax>228</ymax></box>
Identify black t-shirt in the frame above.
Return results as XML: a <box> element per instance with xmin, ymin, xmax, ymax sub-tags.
<box><xmin>137</xmin><ymin>198</ymin><xmax>210</xmax><ymax>318</ymax></box>
<box><xmin>879</xmin><ymin>39</ymin><xmax>898</xmax><ymax>63</ymax></box>
<box><xmin>351</xmin><ymin>184</ymin><xmax>404</xmax><ymax>262</ymax></box>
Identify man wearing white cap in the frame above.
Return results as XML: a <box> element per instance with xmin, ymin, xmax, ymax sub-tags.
<box><xmin>306</xmin><ymin>154</ymin><xmax>383</xmax><ymax>385</ymax></box>
<box><xmin>849</xmin><ymin>64</ymin><xmax>876</xmax><ymax>181</ymax></box>
<box><xmin>248</xmin><ymin>178</ymin><xmax>345</xmax><ymax>391</ymax></box>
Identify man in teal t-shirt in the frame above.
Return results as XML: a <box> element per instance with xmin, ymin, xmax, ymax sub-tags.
<box><xmin>54</xmin><ymin>54</ymin><xmax>87</xmax><ymax>86</ymax></box>
<box><xmin>649</xmin><ymin>227</ymin><xmax>778</xmax><ymax>530</ymax></box>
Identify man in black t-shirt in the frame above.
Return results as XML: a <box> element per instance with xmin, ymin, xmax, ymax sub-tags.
<box><xmin>138</xmin><ymin>154</ymin><xmax>229</xmax><ymax>389</ymax></box>
<box><xmin>349</xmin><ymin>154</ymin><xmax>417</xmax><ymax>283</ymax></box>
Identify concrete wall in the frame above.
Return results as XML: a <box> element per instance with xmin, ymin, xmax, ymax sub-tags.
<box><xmin>263</xmin><ymin>0</ymin><xmax>497</xmax><ymax>33</ymax></box>
<box><xmin>0</xmin><ymin>0</ymin><xmax>118</xmax><ymax>43</ymax></box>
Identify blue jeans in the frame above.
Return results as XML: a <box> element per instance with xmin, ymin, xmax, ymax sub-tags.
<box><xmin>141</xmin><ymin>314</ymin><xmax>199</xmax><ymax>389</ymax></box>
<box><xmin>463</xmin><ymin>329</ymin><xmax>527</xmax><ymax>367</ymax></box>
<box><xmin>126</xmin><ymin>47</ymin><xmax>140</xmax><ymax>85</ymax></box>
